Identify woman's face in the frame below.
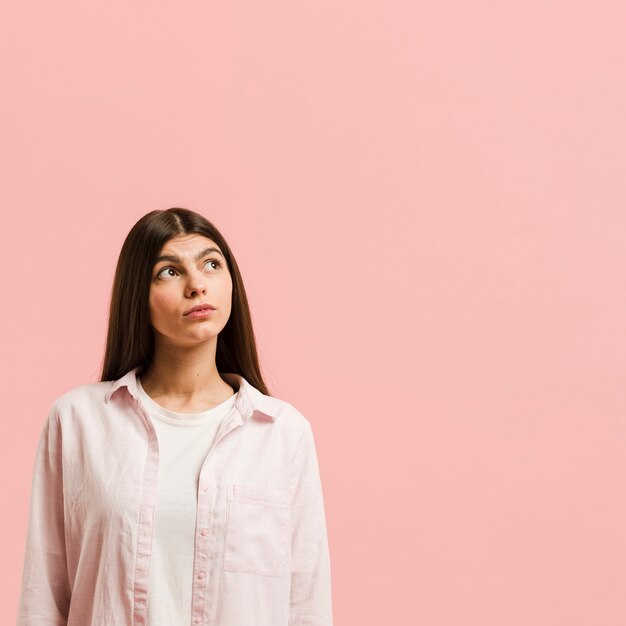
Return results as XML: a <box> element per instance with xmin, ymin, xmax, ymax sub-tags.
<box><xmin>148</xmin><ymin>233</ymin><xmax>233</xmax><ymax>346</ymax></box>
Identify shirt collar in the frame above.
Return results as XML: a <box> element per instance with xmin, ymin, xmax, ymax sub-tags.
<box><xmin>104</xmin><ymin>365</ymin><xmax>276</xmax><ymax>422</ymax></box>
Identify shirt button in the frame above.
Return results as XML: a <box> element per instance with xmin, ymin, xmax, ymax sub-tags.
<box><xmin>194</xmin><ymin>619</ymin><xmax>201</xmax><ymax>624</ymax></box>
<box><xmin>201</xmin><ymin>528</ymin><xmax>208</xmax><ymax>536</ymax></box>
<box><xmin>203</xmin><ymin>486</ymin><xmax>209</xmax><ymax>492</ymax></box>
<box><xmin>198</xmin><ymin>571</ymin><xmax>205</xmax><ymax>579</ymax></box>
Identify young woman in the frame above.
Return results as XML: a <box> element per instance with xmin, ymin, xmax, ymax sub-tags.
<box><xmin>16</xmin><ymin>207</ymin><xmax>333</xmax><ymax>626</ymax></box>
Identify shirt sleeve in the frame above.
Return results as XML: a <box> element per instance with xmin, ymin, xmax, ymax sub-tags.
<box><xmin>289</xmin><ymin>420</ymin><xmax>333</xmax><ymax>626</ymax></box>
<box><xmin>16</xmin><ymin>405</ymin><xmax>71</xmax><ymax>626</ymax></box>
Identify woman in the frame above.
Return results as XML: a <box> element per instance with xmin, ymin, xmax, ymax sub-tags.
<box><xmin>16</xmin><ymin>207</ymin><xmax>333</xmax><ymax>626</ymax></box>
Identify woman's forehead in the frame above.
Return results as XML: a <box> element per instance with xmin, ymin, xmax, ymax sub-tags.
<box><xmin>159</xmin><ymin>234</ymin><xmax>223</xmax><ymax>258</ymax></box>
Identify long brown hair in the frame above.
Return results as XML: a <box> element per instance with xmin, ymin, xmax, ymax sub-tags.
<box><xmin>99</xmin><ymin>207</ymin><xmax>271</xmax><ymax>396</ymax></box>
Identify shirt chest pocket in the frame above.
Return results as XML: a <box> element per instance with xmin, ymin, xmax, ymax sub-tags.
<box><xmin>224</xmin><ymin>484</ymin><xmax>291</xmax><ymax>578</ymax></box>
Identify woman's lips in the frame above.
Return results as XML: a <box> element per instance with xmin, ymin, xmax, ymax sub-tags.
<box><xmin>184</xmin><ymin>308</ymin><xmax>216</xmax><ymax>319</ymax></box>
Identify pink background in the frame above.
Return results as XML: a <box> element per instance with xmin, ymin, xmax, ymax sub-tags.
<box><xmin>2</xmin><ymin>2</ymin><xmax>626</xmax><ymax>624</ymax></box>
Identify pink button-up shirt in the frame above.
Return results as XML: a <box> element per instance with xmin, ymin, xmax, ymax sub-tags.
<box><xmin>16</xmin><ymin>367</ymin><xmax>333</xmax><ymax>625</ymax></box>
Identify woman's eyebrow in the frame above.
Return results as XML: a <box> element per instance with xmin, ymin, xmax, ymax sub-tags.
<box><xmin>156</xmin><ymin>247</ymin><xmax>224</xmax><ymax>264</ymax></box>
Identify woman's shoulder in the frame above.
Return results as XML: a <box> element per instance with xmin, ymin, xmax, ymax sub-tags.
<box><xmin>251</xmin><ymin>387</ymin><xmax>314</xmax><ymax>436</ymax></box>
<box><xmin>48</xmin><ymin>379</ymin><xmax>115</xmax><ymax>415</ymax></box>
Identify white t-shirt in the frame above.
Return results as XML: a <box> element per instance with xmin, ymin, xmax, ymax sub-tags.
<box><xmin>135</xmin><ymin>377</ymin><xmax>237</xmax><ymax>626</ymax></box>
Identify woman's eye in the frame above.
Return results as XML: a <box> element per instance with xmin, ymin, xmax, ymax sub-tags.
<box><xmin>205</xmin><ymin>258</ymin><xmax>222</xmax><ymax>270</ymax></box>
<box><xmin>156</xmin><ymin>267</ymin><xmax>178</xmax><ymax>279</ymax></box>
<box><xmin>156</xmin><ymin>259</ymin><xmax>221</xmax><ymax>279</ymax></box>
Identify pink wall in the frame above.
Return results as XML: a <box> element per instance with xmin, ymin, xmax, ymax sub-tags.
<box><xmin>2</xmin><ymin>2</ymin><xmax>626</xmax><ymax>624</ymax></box>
